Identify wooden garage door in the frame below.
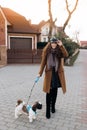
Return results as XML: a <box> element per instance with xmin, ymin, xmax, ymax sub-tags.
<box><xmin>10</xmin><ymin>37</ymin><xmax>32</xmax><ymax>49</ymax></box>
<box><xmin>7</xmin><ymin>37</ymin><xmax>32</xmax><ymax>63</ymax></box>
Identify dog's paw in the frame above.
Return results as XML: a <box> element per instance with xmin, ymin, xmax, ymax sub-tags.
<box><xmin>29</xmin><ymin>119</ymin><xmax>33</xmax><ymax>123</ymax></box>
<box><xmin>28</xmin><ymin>116</ymin><xmax>33</xmax><ymax>123</ymax></box>
<box><xmin>33</xmin><ymin>116</ymin><xmax>36</xmax><ymax>120</ymax></box>
<box><xmin>15</xmin><ymin>115</ymin><xmax>18</xmax><ymax>119</ymax></box>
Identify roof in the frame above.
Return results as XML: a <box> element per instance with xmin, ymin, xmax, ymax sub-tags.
<box><xmin>1</xmin><ymin>7</ymin><xmax>40</xmax><ymax>34</ymax></box>
<box><xmin>80</xmin><ymin>41</ymin><xmax>87</xmax><ymax>46</ymax></box>
<box><xmin>31</xmin><ymin>20</ymin><xmax>48</xmax><ymax>31</ymax></box>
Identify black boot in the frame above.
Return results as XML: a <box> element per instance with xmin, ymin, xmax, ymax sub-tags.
<box><xmin>46</xmin><ymin>107</ymin><xmax>50</xmax><ymax>119</ymax></box>
<box><xmin>51</xmin><ymin>88</ymin><xmax>58</xmax><ymax>113</ymax></box>
<box><xmin>46</xmin><ymin>93</ymin><xmax>51</xmax><ymax>119</ymax></box>
<box><xmin>51</xmin><ymin>105</ymin><xmax>55</xmax><ymax>113</ymax></box>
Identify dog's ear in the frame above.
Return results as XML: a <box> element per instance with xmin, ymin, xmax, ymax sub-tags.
<box><xmin>32</xmin><ymin>105</ymin><xmax>36</xmax><ymax>111</ymax></box>
<box><xmin>17</xmin><ymin>99</ymin><xmax>23</xmax><ymax>105</ymax></box>
<box><xmin>32</xmin><ymin>101</ymin><xmax>42</xmax><ymax>111</ymax></box>
<box><xmin>32</xmin><ymin>102</ymin><xmax>37</xmax><ymax>112</ymax></box>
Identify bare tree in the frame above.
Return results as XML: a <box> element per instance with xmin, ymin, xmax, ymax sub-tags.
<box><xmin>48</xmin><ymin>0</ymin><xmax>57</xmax><ymax>40</ymax></box>
<box><xmin>48</xmin><ymin>0</ymin><xmax>53</xmax><ymax>40</ymax></box>
<box><xmin>63</xmin><ymin>0</ymin><xmax>79</xmax><ymax>32</ymax></box>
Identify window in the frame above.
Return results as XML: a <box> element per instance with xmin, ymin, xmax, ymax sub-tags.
<box><xmin>43</xmin><ymin>38</ymin><xmax>46</xmax><ymax>42</ymax></box>
<box><xmin>46</xmin><ymin>28</ymin><xmax>48</xmax><ymax>34</ymax></box>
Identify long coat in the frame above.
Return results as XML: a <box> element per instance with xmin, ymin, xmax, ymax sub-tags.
<box><xmin>38</xmin><ymin>42</ymin><xmax>68</xmax><ymax>94</ymax></box>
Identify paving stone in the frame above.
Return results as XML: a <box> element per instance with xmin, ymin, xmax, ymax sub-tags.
<box><xmin>0</xmin><ymin>49</ymin><xmax>87</xmax><ymax>130</ymax></box>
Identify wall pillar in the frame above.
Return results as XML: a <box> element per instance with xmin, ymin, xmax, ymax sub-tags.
<box><xmin>0</xmin><ymin>45</ymin><xmax>7</xmax><ymax>67</ymax></box>
<box><xmin>0</xmin><ymin>7</ymin><xmax>7</xmax><ymax>67</ymax></box>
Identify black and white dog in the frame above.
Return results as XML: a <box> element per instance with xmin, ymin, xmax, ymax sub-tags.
<box><xmin>15</xmin><ymin>99</ymin><xmax>42</xmax><ymax>122</ymax></box>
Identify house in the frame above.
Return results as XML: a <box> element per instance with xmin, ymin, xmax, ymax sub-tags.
<box><xmin>80</xmin><ymin>41</ymin><xmax>87</xmax><ymax>47</ymax></box>
<box><xmin>0</xmin><ymin>6</ymin><xmax>40</xmax><ymax>65</ymax></box>
<box><xmin>37</xmin><ymin>20</ymin><xmax>59</xmax><ymax>42</ymax></box>
<box><xmin>0</xmin><ymin>6</ymin><xmax>61</xmax><ymax>65</ymax></box>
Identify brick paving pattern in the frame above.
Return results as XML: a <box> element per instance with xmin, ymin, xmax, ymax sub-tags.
<box><xmin>0</xmin><ymin>49</ymin><xmax>87</xmax><ymax>130</ymax></box>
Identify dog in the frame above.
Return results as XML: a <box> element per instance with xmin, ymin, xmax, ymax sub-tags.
<box><xmin>15</xmin><ymin>99</ymin><xmax>42</xmax><ymax>122</ymax></box>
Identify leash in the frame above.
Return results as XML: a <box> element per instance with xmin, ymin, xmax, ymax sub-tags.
<box><xmin>26</xmin><ymin>82</ymin><xmax>36</xmax><ymax>105</ymax></box>
<box><xmin>26</xmin><ymin>77</ymin><xmax>40</xmax><ymax>105</ymax></box>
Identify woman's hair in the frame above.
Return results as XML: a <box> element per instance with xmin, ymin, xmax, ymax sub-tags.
<box><xmin>42</xmin><ymin>42</ymin><xmax>63</xmax><ymax>58</ymax></box>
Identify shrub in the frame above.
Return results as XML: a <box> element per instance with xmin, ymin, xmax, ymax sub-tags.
<box><xmin>63</xmin><ymin>39</ymin><xmax>80</xmax><ymax>57</ymax></box>
<box><xmin>56</xmin><ymin>32</ymin><xmax>80</xmax><ymax>57</ymax></box>
<box><xmin>37</xmin><ymin>42</ymin><xmax>47</xmax><ymax>49</ymax></box>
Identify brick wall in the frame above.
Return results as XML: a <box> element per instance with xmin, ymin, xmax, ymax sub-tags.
<box><xmin>0</xmin><ymin>10</ymin><xmax>7</xmax><ymax>66</ymax></box>
<box><xmin>0</xmin><ymin>11</ymin><xmax>5</xmax><ymax>45</ymax></box>
<box><xmin>0</xmin><ymin>46</ymin><xmax>7</xmax><ymax>66</ymax></box>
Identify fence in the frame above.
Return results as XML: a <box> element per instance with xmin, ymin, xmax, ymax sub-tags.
<box><xmin>7</xmin><ymin>49</ymin><xmax>42</xmax><ymax>63</ymax></box>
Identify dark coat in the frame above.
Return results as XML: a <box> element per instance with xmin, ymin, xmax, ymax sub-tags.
<box><xmin>39</xmin><ymin>42</ymin><xmax>68</xmax><ymax>94</ymax></box>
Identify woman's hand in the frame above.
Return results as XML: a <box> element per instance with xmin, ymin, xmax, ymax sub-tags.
<box><xmin>57</xmin><ymin>40</ymin><xmax>63</xmax><ymax>46</ymax></box>
<box><xmin>35</xmin><ymin>74</ymin><xmax>40</xmax><ymax>83</ymax></box>
<box><xmin>37</xmin><ymin>74</ymin><xmax>40</xmax><ymax>77</ymax></box>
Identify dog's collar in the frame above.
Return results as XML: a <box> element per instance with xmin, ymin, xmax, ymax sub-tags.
<box><xmin>26</xmin><ymin>105</ymin><xmax>36</xmax><ymax>114</ymax></box>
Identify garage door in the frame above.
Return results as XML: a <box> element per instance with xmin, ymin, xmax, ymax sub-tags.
<box><xmin>10</xmin><ymin>37</ymin><xmax>32</xmax><ymax>49</ymax></box>
<box><xmin>7</xmin><ymin>37</ymin><xmax>33</xmax><ymax>63</ymax></box>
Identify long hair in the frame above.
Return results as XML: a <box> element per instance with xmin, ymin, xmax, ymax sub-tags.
<box><xmin>42</xmin><ymin>42</ymin><xmax>63</xmax><ymax>58</ymax></box>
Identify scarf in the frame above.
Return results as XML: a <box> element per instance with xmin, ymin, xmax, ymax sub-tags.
<box><xmin>47</xmin><ymin>48</ymin><xmax>58</xmax><ymax>72</ymax></box>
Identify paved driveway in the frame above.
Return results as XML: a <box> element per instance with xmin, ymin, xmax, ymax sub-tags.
<box><xmin>0</xmin><ymin>49</ymin><xmax>87</xmax><ymax>130</ymax></box>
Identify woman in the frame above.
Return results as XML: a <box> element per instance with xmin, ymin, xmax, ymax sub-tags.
<box><xmin>36</xmin><ymin>38</ymin><xmax>68</xmax><ymax>119</ymax></box>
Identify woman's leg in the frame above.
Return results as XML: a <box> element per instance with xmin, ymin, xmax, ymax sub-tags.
<box><xmin>51</xmin><ymin>88</ymin><xmax>58</xmax><ymax>113</ymax></box>
<box><xmin>46</xmin><ymin>88</ymin><xmax>58</xmax><ymax>118</ymax></box>
<box><xmin>46</xmin><ymin>92</ymin><xmax>51</xmax><ymax>119</ymax></box>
